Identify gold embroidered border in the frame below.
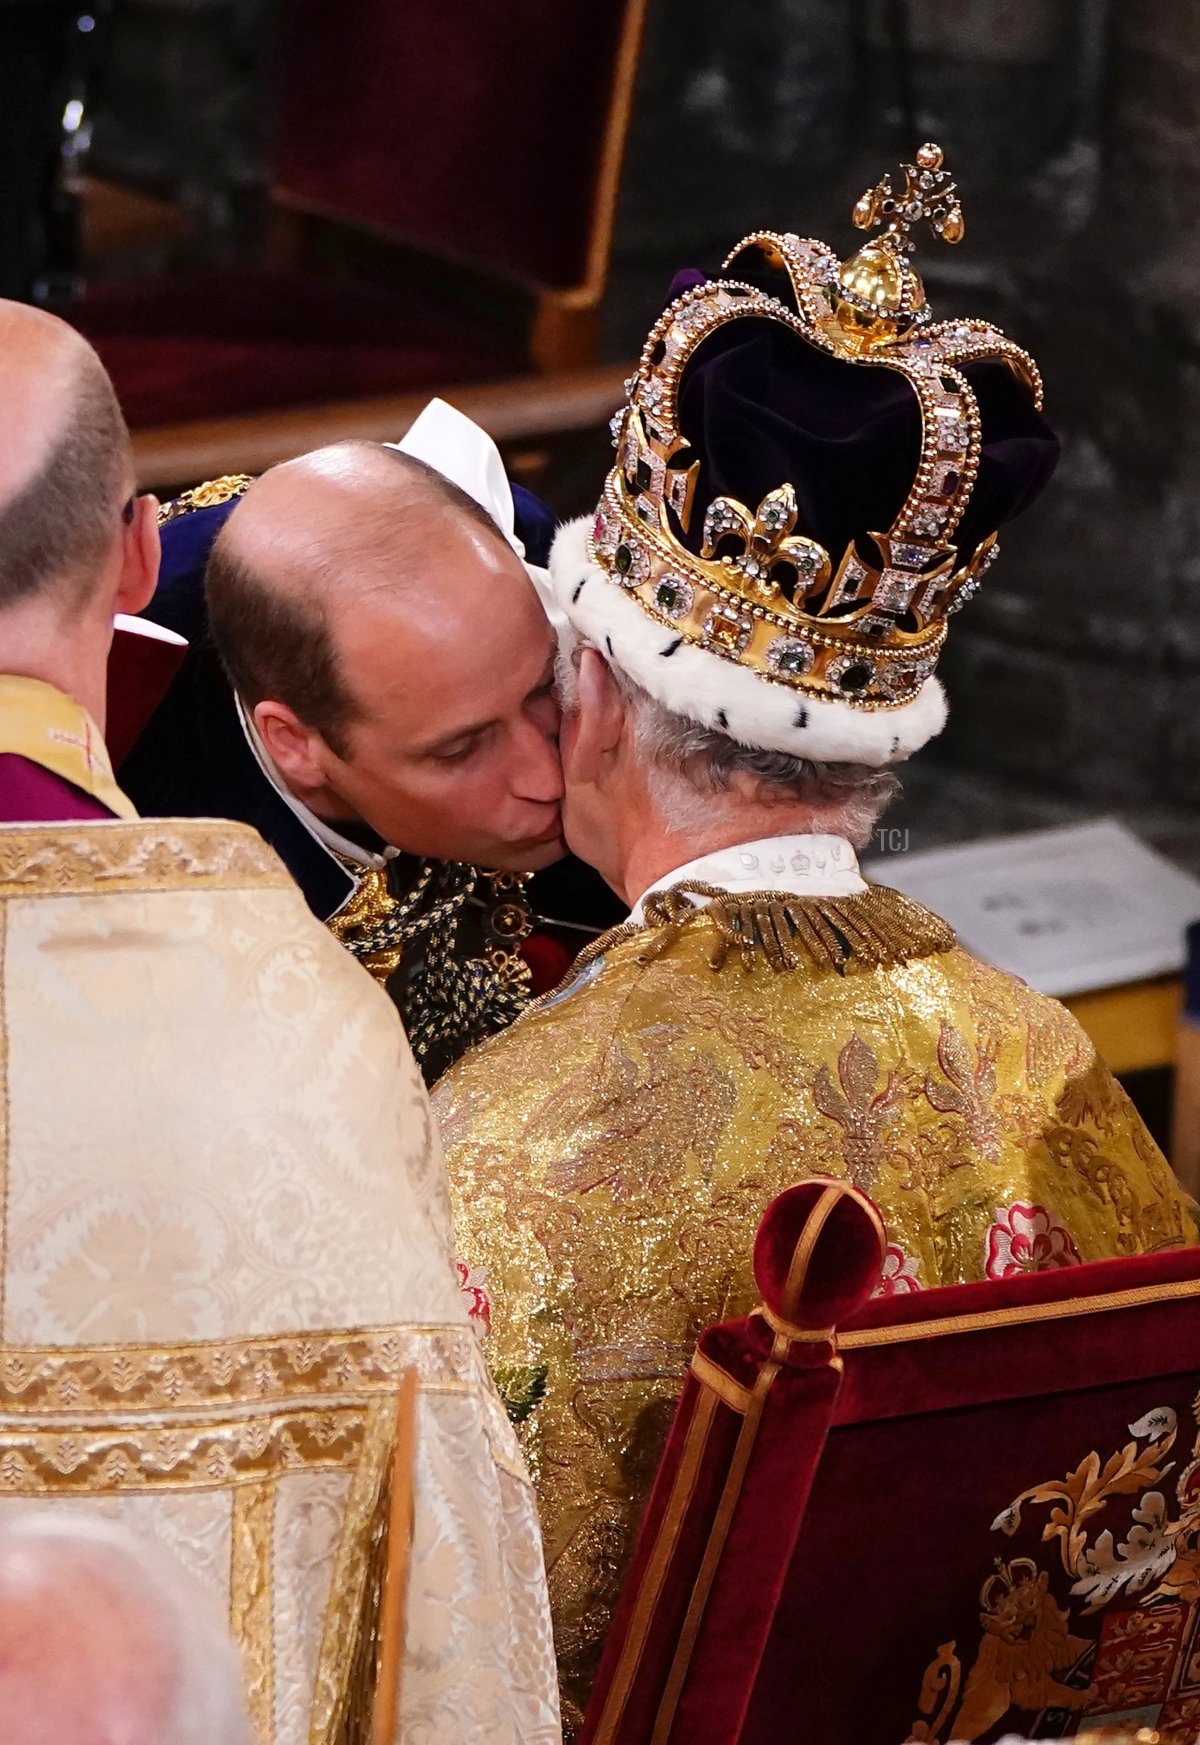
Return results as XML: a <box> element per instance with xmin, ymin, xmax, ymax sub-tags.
<box><xmin>0</xmin><ymin>820</ymin><xmax>289</xmax><ymax>897</ymax></box>
<box><xmin>0</xmin><ymin>906</ymin><xmax>8</xmax><ymax>1334</ymax></box>
<box><xmin>0</xmin><ymin>1325</ymin><xmax>481</xmax><ymax>1416</ymax></box>
<box><xmin>231</xmin><ymin>1478</ymin><xmax>275</xmax><ymax>1744</ymax></box>
<box><xmin>690</xmin><ymin>1350</ymin><xmax>751</xmax><ymax>1415</ymax></box>
<box><xmin>310</xmin><ymin>1399</ymin><xmax>396</xmax><ymax>1745</ymax></box>
<box><xmin>839</xmin><ymin>1270</ymin><xmax>1200</xmax><ymax>1350</ymax></box>
<box><xmin>372</xmin><ymin>1371</ymin><xmax>417</xmax><ymax>1745</ymax></box>
<box><xmin>0</xmin><ymin>1404</ymin><xmax>371</xmax><ymax>1494</ymax></box>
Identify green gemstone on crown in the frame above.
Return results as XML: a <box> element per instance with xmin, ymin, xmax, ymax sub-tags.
<box><xmin>655</xmin><ymin>580</ymin><xmax>680</xmax><ymax>610</ymax></box>
<box><xmin>614</xmin><ymin>543</ymin><xmax>633</xmax><ymax>576</ymax></box>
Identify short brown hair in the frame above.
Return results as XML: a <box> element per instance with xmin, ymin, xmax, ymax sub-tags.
<box><xmin>206</xmin><ymin>447</ymin><xmax>504</xmax><ymax>757</ymax></box>
<box><xmin>207</xmin><ymin>535</ymin><xmax>356</xmax><ymax>755</ymax></box>
<box><xmin>0</xmin><ymin>367</ymin><xmax>129</xmax><ymax>609</ymax></box>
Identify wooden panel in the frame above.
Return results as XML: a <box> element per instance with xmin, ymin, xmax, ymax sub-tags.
<box><xmin>132</xmin><ymin>363</ymin><xmax>631</xmax><ymax>496</ymax></box>
<box><xmin>1064</xmin><ymin>977</ymin><xmax>1181</xmax><ymax>1076</ymax></box>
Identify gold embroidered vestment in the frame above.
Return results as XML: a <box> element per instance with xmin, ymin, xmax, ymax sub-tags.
<box><xmin>434</xmin><ymin>884</ymin><xmax>1197</xmax><ymax>1727</ymax></box>
<box><xmin>0</xmin><ymin>819</ymin><xmax>560</xmax><ymax>1745</ymax></box>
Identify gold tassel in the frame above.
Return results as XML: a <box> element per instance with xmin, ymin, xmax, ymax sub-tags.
<box><xmin>643</xmin><ymin>881</ymin><xmax>954</xmax><ymax>977</ymax></box>
<box><xmin>547</xmin><ymin>880</ymin><xmax>954</xmax><ymax>997</ymax></box>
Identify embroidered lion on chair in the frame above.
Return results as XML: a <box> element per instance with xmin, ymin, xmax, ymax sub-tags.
<box><xmin>953</xmin><ymin>1560</ymin><xmax>1092</xmax><ymax>1738</ymax></box>
<box><xmin>911</xmin><ymin>1400</ymin><xmax>1200</xmax><ymax>1742</ymax></box>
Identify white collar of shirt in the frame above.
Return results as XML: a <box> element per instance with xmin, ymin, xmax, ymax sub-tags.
<box><xmin>627</xmin><ymin>833</ymin><xmax>865</xmax><ymax>923</ymax></box>
<box><xmin>235</xmin><ymin>695</ymin><xmax>399</xmax><ymax>873</ymax></box>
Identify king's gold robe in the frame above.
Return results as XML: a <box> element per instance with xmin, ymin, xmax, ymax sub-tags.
<box><xmin>434</xmin><ymin>880</ymin><xmax>1197</xmax><ymax>1729</ymax></box>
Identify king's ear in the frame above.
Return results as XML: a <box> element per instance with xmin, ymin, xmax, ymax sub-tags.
<box><xmin>569</xmin><ymin>646</ymin><xmax>627</xmax><ymax>786</ymax></box>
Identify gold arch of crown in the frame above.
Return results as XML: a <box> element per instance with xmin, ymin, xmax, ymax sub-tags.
<box><xmin>589</xmin><ymin>144</ymin><xmax>1043</xmax><ymax>710</ymax></box>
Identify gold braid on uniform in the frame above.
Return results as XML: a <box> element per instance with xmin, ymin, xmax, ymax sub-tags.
<box><xmin>403</xmin><ymin>870</ymin><xmax>534</xmax><ymax>1068</ymax></box>
<box><xmin>157</xmin><ymin>475</ymin><xmax>254</xmax><ymax>523</ymax></box>
<box><xmin>329</xmin><ymin>857</ymin><xmax>534</xmax><ymax>1072</ymax></box>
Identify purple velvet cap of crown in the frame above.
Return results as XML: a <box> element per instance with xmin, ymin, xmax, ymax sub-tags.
<box><xmin>653</xmin><ymin>260</ymin><xmax>1059</xmax><ymax>575</ymax></box>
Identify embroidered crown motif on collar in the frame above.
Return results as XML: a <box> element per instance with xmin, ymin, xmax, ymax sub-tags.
<box><xmin>591</xmin><ymin>143</ymin><xmax>1042</xmax><ymax>711</ymax></box>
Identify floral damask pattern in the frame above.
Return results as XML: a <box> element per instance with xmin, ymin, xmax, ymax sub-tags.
<box><xmin>924</xmin><ymin>1021</ymin><xmax>1003</xmax><ymax>1164</ymax></box>
<box><xmin>811</xmin><ymin>1034</ymin><xmax>903</xmax><ymax>1190</ymax></box>
<box><xmin>873</xmin><ymin>1244</ymin><xmax>922</xmax><ymax>1297</ymax></box>
<box><xmin>985</xmin><ymin>1202</ymin><xmax>1082</xmax><ymax>1279</ymax></box>
<box><xmin>457</xmin><ymin>1262</ymin><xmax>492</xmax><ymax>1335</ymax></box>
<box><xmin>0</xmin><ymin>836</ymin><xmax>560</xmax><ymax>1745</ymax></box>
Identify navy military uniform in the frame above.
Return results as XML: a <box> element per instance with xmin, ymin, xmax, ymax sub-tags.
<box><xmin>119</xmin><ymin>479</ymin><xmax>622</xmax><ymax>1081</ymax></box>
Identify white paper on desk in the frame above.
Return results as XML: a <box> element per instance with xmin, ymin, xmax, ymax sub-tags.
<box><xmin>864</xmin><ymin>818</ymin><xmax>1200</xmax><ymax>998</ymax></box>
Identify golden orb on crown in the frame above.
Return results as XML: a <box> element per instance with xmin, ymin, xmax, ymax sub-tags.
<box><xmin>830</xmin><ymin>142</ymin><xmax>964</xmax><ymax>353</ymax></box>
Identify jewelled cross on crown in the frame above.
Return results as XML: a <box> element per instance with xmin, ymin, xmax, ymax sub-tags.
<box><xmin>852</xmin><ymin>142</ymin><xmax>964</xmax><ymax>253</ymax></box>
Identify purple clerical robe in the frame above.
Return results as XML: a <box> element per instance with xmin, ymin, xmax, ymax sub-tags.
<box><xmin>0</xmin><ymin>754</ymin><xmax>115</xmax><ymax>824</ymax></box>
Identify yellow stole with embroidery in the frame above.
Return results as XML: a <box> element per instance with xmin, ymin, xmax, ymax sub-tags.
<box><xmin>0</xmin><ymin>675</ymin><xmax>137</xmax><ymax>819</ymax></box>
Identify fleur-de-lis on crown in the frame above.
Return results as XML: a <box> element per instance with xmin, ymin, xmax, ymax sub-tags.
<box><xmin>852</xmin><ymin>141</ymin><xmax>964</xmax><ymax>253</ymax></box>
<box><xmin>701</xmin><ymin>483</ymin><xmax>830</xmax><ymax>603</ymax></box>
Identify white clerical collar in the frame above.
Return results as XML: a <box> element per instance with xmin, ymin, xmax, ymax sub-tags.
<box><xmin>235</xmin><ymin>695</ymin><xmax>399</xmax><ymax>873</ymax></box>
<box><xmin>627</xmin><ymin>833</ymin><xmax>865</xmax><ymax>923</ymax></box>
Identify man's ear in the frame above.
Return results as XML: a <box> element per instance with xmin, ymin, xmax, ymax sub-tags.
<box><xmin>114</xmin><ymin>494</ymin><xmax>161</xmax><ymax>616</ymax></box>
<box><xmin>253</xmin><ymin>699</ymin><xmax>331</xmax><ymax>793</ymax></box>
<box><xmin>568</xmin><ymin>647</ymin><xmax>627</xmax><ymax>789</ymax></box>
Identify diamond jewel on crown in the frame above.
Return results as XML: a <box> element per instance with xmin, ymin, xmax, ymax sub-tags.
<box><xmin>874</xmin><ymin>570</ymin><xmax>919</xmax><ymax>613</ymax></box>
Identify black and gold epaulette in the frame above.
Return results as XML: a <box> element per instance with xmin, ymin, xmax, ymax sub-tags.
<box><xmin>157</xmin><ymin>474</ymin><xmax>255</xmax><ymax>526</ymax></box>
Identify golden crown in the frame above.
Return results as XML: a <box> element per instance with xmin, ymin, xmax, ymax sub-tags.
<box><xmin>590</xmin><ymin>144</ymin><xmax>1043</xmax><ymax>710</ymax></box>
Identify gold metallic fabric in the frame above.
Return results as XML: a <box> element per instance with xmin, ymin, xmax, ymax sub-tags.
<box><xmin>436</xmin><ymin>885</ymin><xmax>1197</xmax><ymax>1727</ymax></box>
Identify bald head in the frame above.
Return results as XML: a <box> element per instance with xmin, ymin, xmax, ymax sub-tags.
<box><xmin>0</xmin><ymin>1512</ymin><xmax>253</xmax><ymax>1745</ymax></box>
<box><xmin>207</xmin><ymin>439</ymin><xmax>508</xmax><ymax>754</ymax></box>
<box><xmin>0</xmin><ymin>301</ymin><xmax>130</xmax><ymax>611</ymax></box>
<box><xmin>224</xmin><ymin>439</ymin><xmax>500</xmax><ymax>587</ymax></box>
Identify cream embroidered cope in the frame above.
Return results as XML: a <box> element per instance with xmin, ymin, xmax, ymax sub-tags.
<box><xmin>0</xmin><ymin>819</ymin><xmax>560</xmax><ymax>1745</ymax></box>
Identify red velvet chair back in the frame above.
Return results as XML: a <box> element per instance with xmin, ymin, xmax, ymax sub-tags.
<box><xmin>583</xmin><ymin>1179</ymin><xmax>1200</xmax><ymax>1745</ymax></box>
<box><xmin>274</xmin><ymin>0</ymin><xmax>645</xmax><ymax>294</ymax></box>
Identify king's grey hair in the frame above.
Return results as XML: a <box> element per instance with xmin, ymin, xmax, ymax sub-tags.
<box><xmin>556</xmin><ymin>638</ymin><xmax>899</xmax><ymax>846</ymax></box>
